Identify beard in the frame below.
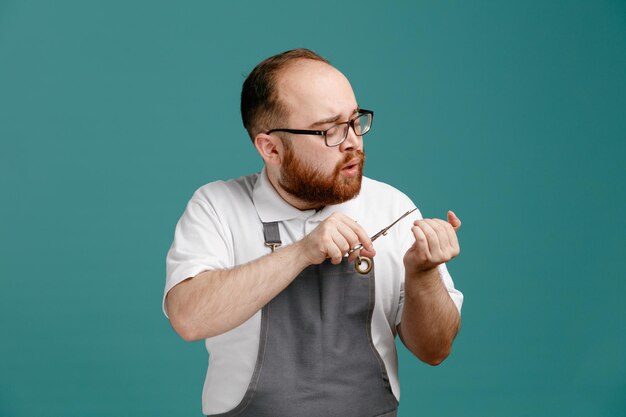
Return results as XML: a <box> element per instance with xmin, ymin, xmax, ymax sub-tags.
<box><xmin>278</xmin><ymin>144</ymin><xmax>365</xmax><ymax>207</ymax></box>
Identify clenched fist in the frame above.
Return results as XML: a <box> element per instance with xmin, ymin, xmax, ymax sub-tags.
<box><xmin>403</xmin><ymin>210</ymin><xmax>461</xmax><ymax>275</ymax></box>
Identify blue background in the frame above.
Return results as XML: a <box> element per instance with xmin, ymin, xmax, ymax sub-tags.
<box><xmin>1</xmin><ymin>1</ymin><xmax>625</xmax><ymax>416</ymax></box>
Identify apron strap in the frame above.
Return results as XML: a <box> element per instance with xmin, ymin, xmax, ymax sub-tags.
<box><xmin>262</xmin><ymin>222</ymin><xmax>282</xmax><ymax>252</ymax></box>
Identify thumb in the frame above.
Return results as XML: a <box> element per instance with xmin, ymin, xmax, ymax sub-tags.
<box><xmin>447</xmin><ymin>210</ymin><xmax>461</xmax><ymax>232</ymax></box>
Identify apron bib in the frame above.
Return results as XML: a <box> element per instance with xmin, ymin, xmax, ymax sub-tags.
<box><xmin>208</xmin><ymin>222</ymin><xmax>398</xmax><ymax>417</ymax></box>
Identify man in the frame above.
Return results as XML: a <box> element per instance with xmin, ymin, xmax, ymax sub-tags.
<box><xmin>164</xmin><ymin>48</ymin><xmax>463</xmax><ymax>417</ymax></box>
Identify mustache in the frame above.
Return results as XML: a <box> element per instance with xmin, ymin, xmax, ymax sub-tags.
<box><xmin>341</xmin><ymin>150</ymin><xmax>365</xmax><ymax>165</ymax></box>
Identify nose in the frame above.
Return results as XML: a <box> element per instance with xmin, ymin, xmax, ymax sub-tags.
<box><xmin>339</xmin><ymin>124</ymin><xmax>361</xmax><ymax>152</ymax></box>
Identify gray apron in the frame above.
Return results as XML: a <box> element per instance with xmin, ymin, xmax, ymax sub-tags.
<box><xmin>208</xmin><ymin>222</ymin><xmax>398</xmax><ymax>417</ymax></box>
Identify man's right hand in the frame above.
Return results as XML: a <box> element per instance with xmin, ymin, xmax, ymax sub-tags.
<box><xmin>295</xmin><ymin>212</ymin><xmax>376</xmax><ymax>266</ymax></box>
<box><xmin>167</xmin><ymin>212</ymin><xmax>376</xmax><ymax>340</ymax></box>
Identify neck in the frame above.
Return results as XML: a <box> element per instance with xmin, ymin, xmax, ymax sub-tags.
<box><xmin>265</xmin><ymin>168</ymin><xmax>322</xmax><ymax>211</ymax></box>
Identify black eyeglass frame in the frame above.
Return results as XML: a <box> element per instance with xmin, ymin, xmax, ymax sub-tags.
<box><xmin>266</xmin><ymin>109</ymin><xmax>374</xmax><ymax>147</ymax></box>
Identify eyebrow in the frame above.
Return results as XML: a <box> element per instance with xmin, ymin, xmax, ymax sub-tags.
<box><xmin>308</xmin><ymin>108</ymin><xmax>359</xmax><ymax>129</ymax></box>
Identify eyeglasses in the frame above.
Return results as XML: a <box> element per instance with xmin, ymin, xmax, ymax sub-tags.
<box><xmin>266</xmin><ymin>109</ymin><xmax>374</xmax><ymax>147</ymax></box>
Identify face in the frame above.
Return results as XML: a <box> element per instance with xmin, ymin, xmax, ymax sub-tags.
<box><xmin>274</xmin><ymin>60</ymin><xmax>366</xmax><ymax>207</ymax></box>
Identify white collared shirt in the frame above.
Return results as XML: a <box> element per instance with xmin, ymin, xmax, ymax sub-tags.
<box><xmin>164</xmin><ymin>168</ymin><xmax>463</xmax><ymax>415</ymax></box>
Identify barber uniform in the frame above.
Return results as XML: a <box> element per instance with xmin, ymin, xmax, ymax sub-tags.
<box><xmin>164</xmin><ymin>169</ymin><xmax>463</xmax><ymax>415</ymax></box>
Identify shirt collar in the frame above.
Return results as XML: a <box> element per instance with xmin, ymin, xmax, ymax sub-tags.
<box><xmin>252</xmin><ymin>166</ymin><xmax>363</xmax><ymax>223</ymax></box>
<box><xmin>253</xmin><ymin>167</ymin><xmax>316</xmax><ymax>223</ymax></box>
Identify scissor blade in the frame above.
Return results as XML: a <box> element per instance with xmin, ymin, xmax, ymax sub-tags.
<box><xmin>348</xmin><ymin>208</ymin><xmax>417</xmax><ymax>254</ymax></box>
<box><xmin>370</xmin><ymin>208</ymin><xmax>418</xmax><ymax>241</ymax></box>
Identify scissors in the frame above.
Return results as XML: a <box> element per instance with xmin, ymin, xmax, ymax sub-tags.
<box><xmin>348</xmin><ymin>208</ymin><xmax>418</xmax><ymax>274</ymax></box>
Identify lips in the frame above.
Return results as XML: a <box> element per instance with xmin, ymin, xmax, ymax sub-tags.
<box><xmin>336</xmin><ymin>151</ymin><xmax>365</xmax><ymax>178</ymax></box>
<box><xmin>340</xmin><ymin>157</ymin><xmax>362</xmax><ymax>178</ymax></box>
<box><xmin>342</xmin><ymin>158</ymin><xmax>361</xmax><ymax>171</ymax></box>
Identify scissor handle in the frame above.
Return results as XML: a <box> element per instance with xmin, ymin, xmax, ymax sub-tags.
<box><xmin>354</xmin><ymin>256</ymin><xmax>372</xmax><ymax>274</ymax></box>
<box><xmin>348</xmin><ymin>243</ymin><xmax>364</xmax><ymax>255</ymax></box>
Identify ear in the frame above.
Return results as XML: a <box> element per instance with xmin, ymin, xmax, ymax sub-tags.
<box><xmin>254</xmin><ymin>133</ymin><xmax>283</xmax><ymax>166</ymax></box>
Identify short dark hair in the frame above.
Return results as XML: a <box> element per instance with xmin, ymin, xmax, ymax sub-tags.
<box><xmin>241</xmin><ymin>48</ymin><xmax>330</xmax><ymax>142</ymax></box>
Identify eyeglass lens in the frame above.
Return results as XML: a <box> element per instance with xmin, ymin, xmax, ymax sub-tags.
<box><xmin>326</xmin><ymin>113</ymin><xmax>372</xmax><ymax>146</ymax></box>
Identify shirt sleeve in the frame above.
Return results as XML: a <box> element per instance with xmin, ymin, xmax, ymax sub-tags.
<box><xmin>163</xmin><ymin>197</ymin><xmax>232</xmax><ymax>318</ymax></box>
<box><xmin>395</xmin><ymin>209</ymin><xmax>464</xmax><ymax>326</ymax></box>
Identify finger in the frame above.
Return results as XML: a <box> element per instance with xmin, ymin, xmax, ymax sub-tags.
<box><xmin>447</xmin><ymin>210</ymin><xmax>461</xmax><ymax>231</ymax></box>
<box><xmin>335</xmin><ymin>223</ymin><xmax>377</xmax><ymax>260</ymax></box>
<box><xmin>334</xmin><ymin>221</ymin><xmax>377</xmax><ymax>261</ymax></box>
<box><xmin>358</xmin><ymin>245</ymin><xmax>376</xmax><ymax>258</ymax></box>
<box><xmin>327</xmin><ymin>246</ymin><xmax>344</xmax><ymax>264</ymax></box>
<box><xmin>434</xmin><ymin>218</ymin><xmax>457</xmax><ymax>252</ymax></box>
<box><xmin>415</xmin><ymin>219</ymin><xmax>442</xmax><ymax>257</ymax></box>
<box><xmin>335</xmin><ymin>221</ymin><xmax>360</xmax><ymax>249</ymax></box>
<box><xmin>348</xmin><ymin>245</ymin><xmax>376</xmax><ymax>262</ymax></box>
<box><xmin>429</xmin><ymin>218</ymin><xmax>451</xmax><ymax>249</ymax></box>
<box><xmin>329</xmin><ymin>229</ymin><xmax>350</xmax><ymax>263</ymax></box>
<box><xmin>337</xmin><ymin>228</ymin><xmax>362</xmax><ymax>263</ymax></box>
<box><xmin>344</xmin><ymin>240</ymin><xmax>375</xmax><ymax>263</ymax></box>
<box><xmin>424</xmin><ymin>219</ymin><xmax>452</xmax><ymax>258</ymax></box>
<box><xmin>341</xmin><ymin>215</ymin><xmax>375</xmax><ymax>253</ymax></box>
<box><xmin>411</xmin><ymin>225</ymin><xmax>430</xmax><ymax>258</ymax></box>
<box><xmin>322</xmin><ymin>214</ymin><xmax>357</xmax><ymax>257</ymax></box>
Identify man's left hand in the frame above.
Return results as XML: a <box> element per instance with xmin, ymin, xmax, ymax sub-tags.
<box><xmin>403</xmin><ymin>210</ymin><xmax>461</xmax><ymax>276</ymax></box>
